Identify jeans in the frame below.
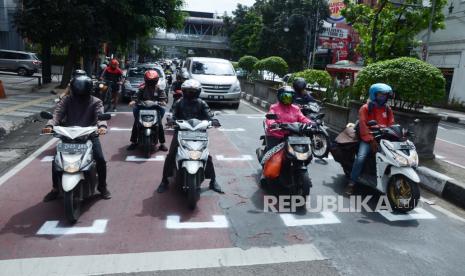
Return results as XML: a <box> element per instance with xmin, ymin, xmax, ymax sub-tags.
<box><xmin>350</xmin><ymin>141</ymin><xmax>371</xmax><ymax>182</ymax></box>
<box><xmin>130</xmin><ymin>105</ymin><xmax>166</xmax><ymax>144</ymax></box>
<box><xmin>52</xmin><ymin>137</ymin><xmax>107</xmax><ymax>190</ymax></box>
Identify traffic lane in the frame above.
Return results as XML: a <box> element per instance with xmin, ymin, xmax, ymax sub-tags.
<box><xmin>217</xmin><ymin>113</ymin><xmax>465</xmax><ymax>275</ymax></box>
<box><xmin>437</xmin><ymin>121</ymin><xmax>465</xmax><ymax>146</ymax></box>
<box><xmin>434</xmin><ymin>139</ymin><xmax>465</xmax><ymax>169</ymax></box>
<box><xmin>0</xmin><ymin>113</ymin><xmax>233</xmax><ymax>260</ymax></box>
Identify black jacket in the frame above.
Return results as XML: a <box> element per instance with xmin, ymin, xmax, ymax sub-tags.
<box><xmin>47</xmin><ymin>95</ymin><xmax>107</xmax><ymax>128</ymax></box>
<box><xmin>172</xmin><ymin>98</ymin><xmax>212</xmax><ymax>121</ymax></box>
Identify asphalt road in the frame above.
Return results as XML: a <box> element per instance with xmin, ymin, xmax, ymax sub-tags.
<box><xmin>0</xmin><ymin>99</ymin><xmax>465</xmax><ymax>276</ymax></box>
<box><xmin>435</xmin><ymin>121</ymin><xmax>465</xmax><ymax>169</ymax></box>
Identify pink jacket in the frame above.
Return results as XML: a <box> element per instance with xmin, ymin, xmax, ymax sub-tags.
<box><xmin>265</xmin><ymin>103</ymin><xmax>311</xmax><ymax>139</ymax></box>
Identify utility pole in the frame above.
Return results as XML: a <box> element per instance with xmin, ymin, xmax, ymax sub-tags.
<box><xmin>310</xmin><ymin>9</ymin><xmax>320</xmax><ymax>68</ymax></box>
<box><xmin>424</xmin><ymin>0</ymin><xmax>437</xmax><ymax>61</ymax></box>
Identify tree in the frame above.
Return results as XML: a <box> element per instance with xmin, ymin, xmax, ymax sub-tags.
<box><xmin>342</xmin><ymin>0</ymin><xmax>447</xmax><ymax>64</ymax></box>
<box><xmin>289</xmin><ymin>69</ymin><xmax>332</xmax><ymax>88</ymax></box>
<box><xmin>238</xmin><ymin>55</ymin><xmax>259</xmax><ymax>78</ymax></box>
<box><xmin>353</xmin><ymin>57</ymin><xmax>445</xmax><ymax>110</ymax></box>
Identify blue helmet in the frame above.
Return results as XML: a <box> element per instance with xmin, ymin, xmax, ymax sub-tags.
<box><xmin>369</xmin><ymin>83</ymin><xmax>393</xmax><ymax>101</ymax></box>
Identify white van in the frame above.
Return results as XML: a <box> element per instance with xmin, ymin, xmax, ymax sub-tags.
<box><xmin>184</xmin><ymin>57</ymin><xmax>241</xmax><ymax>109</ymax></box>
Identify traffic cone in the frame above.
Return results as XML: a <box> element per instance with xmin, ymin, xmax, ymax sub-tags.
<box><xmin>0</xmin><ymin>80</ymin><xmax>6</xmax><ymax>99</ymax></box>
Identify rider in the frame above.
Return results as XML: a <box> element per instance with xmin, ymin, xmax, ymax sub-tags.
<box><xmin>346</xmin><ymin>83</ymin><xmax>394</xmax><ymax>195</ymax></box>
<box><xmin>42</xmin><ymin>76</ymin><xmax>111</xmax><ymax>202</ymax></box>
<box><xmin>156</xmin><ymin>79</ymin><xmax>223</xmax><ymax>194</ymax></box>
<box><xmin>100</xmin><ymin>58</ymin><xmax>124</xmax><ymax>112</ymax></box>
<box><xmin>292</xmin><ymin>77</ymin><xmax>315</xmax><ymax>107</ymax></box>
<box><xmin>127</xmin><ymin>70</ymin><xmax>168</xmax><ymax>152</ymax></box>
<box><xmin>265</xmin><ymin>86</ymin><xmax>313</xmax><ymax>152</ymax></box>
<box><xmin>171</xmin><ymin>71</ymin><xmax>189</xmax><ymax>102</ymax></box>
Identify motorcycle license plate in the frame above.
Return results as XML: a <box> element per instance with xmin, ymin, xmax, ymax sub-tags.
<box><xmin>57</xmin><ymin>143</ymin><xmax>88</xmax><ymax>153</ymax></box>
<box><xmin>179</xmin><ymin>131</ymin><xmax>208</xmax><ymax>141</ymax></box>
<box><xmin>140</xmin><ymin>110</ymin><xmax>157</xmax><ymax>116</ymax></box>
<box><xmin>398</xmin><ymin>142</ymin><xmax>413</xmax><ymax>150</ymax></box>
<box><xmin>287</xmin><ymin>136</ymin><xmax>311</xmax><ymax>145</ymax></box>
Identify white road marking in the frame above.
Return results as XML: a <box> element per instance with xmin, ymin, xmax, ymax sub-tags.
<box><xmin>36</xmin><ymin>219</ymin><xmax>108</xmax><ymax>235</ymax></box>
<box><xmin>436</xmin><ymin>138</ymin><xmax>465</xmax><ymax>149</ymax></box>
<box><xmin>438</xmin><ymin>126</ymin><xmax>446</xmax><ymax>130</ymax></box>
<box><xmin>247</xmin><ymin>115</ymin><xmax>265</xmax><ymax>119</ymax></box>
<box><xmin>166</xmin><ymin>215</ymin><xmax>229</xmax><ymax>229</ymax></box>
<box><xmin>216</xmin><ymin>155</ymin><xmax>253</xmax><ymax>161</ymax></box>
<box><xmin>420</xmin><ymin>197</ymin><xmax>436</xmax><ymax>205</ymax></box>
<box><xmin>40</xmin><ymin>156</ymin><xmax>54</xmax><ymax>162</ymax></box>
<box><xmin>218</xmin><ymin>128</ymin><xmax>245</xmax><ymax>132</ymax></box>
<box><xmin>110</xmin><ymin>127</ymin><xmax>132</xmax><ymax>131</ymax></box>
<box><xmin>126</xmin><ymin>155</ymin><xmax>165</xmax><ymax>162</ymax></box>
<box><xmin>435</xmin><ymin>155</ymin><xmax>445</xmax><ymax>159</ymax></box>
<box><xmin>280</xmin><ymin>211</ymin><xmax>341</xmax><ymax>226</ymax></box>
<box><xmin>430</xmin><ymin>205</ymin><xmax>465</xmax><ymax>223</ymax></box>
<box><xmin>377</xmin><ymin>208</ymin><xmax>436</xmax><ymax>221</ymax></box>
<box><xmin>0</xmin><ymin>138</ymin><xmax>58</xmax><ymax>188</ymax></box>
<box><xmin>439</xmin><ymin>159</ymin><xmax>465</xmax><ymax>170</ymax></box>
<box><xmin>0</xmin><ymin>244</ymin><xmax>325</xmax><ymax>276</ymax></box>
<box><xmin>108</xmin><ymin>111</ymin><xmax>132</xmax><ymax>114</ymax></box>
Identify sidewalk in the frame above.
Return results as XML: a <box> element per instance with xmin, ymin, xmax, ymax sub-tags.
<box><xmin>0</xmin><ymin>78</ymin><xmax>63</xmax><ymax>139</ymax></box>
<box><xmin>422</xmin><ymin>106</ymin><xmax>465</xmax><ymax>125</ymax></box>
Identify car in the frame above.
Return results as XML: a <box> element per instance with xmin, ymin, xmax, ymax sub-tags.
<box><xmin>183</xmin><ymin>57</ymin><xmax>241</xmax><ymax>109</ymax></box>
<box><xmin>122</xmin><ymin>65</ymin><xmax>167</xmax><ymax>101</ymax></box>
<box><xmin>0</xmin><ymin>49</ymin><xmax>41</xmax><ymax>76</ymax></box>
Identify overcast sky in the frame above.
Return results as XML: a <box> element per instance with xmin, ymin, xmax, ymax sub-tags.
<box><xmin>184</xmin><ymin>0</ymin><xmax>256</xmax><ymax>16</ymax></box>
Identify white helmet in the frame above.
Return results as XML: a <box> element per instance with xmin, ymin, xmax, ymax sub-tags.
<box><xmin>181</xmin><ymin>79</ymin><xmax>202</xmax><ymax>99</ymax></box>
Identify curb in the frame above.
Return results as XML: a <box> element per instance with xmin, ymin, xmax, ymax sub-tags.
<box><xmin>241</xmin><ymin>92</ymin><xmax>271</xmax><ymax>110</ymax></box>
<box><xmin>436</xmin><ymin>113</ymin><xmax>465</xmax><ymax>126</ymax></box>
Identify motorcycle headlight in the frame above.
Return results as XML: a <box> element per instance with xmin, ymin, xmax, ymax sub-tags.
<box><xmin>142</xmin><ymin>115</ymin><xmax>155</xmax><ymax>122</ymax></box>
<box><xmin>295</xmin><ymin>151</ymin><xmax>310</xmax><ymax>161</ymax></box>
<box><xmin>64</xmin><ymin>161</ymin><xmax>81</xmax><ymax>173</ymax></box>
<box><xmin>393</xmin><ymin>152</ymin><xmax>409</xmax><ymax>166</ymax></box>
<box><xmin>142</xmin><ymin>122</ymin><xmax>153</xmax><ymax>128</ymax></box>
<box><xmin>188</xmin><ymin>151</ymin><xmax>202</xmax><ymax>160</ymax></box>
<box><xmin>409</xmin><ymin>151</ymin><xmax>419</xmax><ymax>167</ymax></box>
<box><xmin>99</xmin><ymin>83</ymin><xmax>104</xmax><ymax>89</ymax></box>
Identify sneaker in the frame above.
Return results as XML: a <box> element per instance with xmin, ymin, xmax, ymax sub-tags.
<box><xmin>98</xmin><ymin>187</ymin><xmax>112</xmax><ymax>199</ymax></box>
<box><xmin>157</xmin><ymin>181</ymin><xmax>169</xmax><ymax>193</ymax></box>
<box><xmin>126</xmin><ymin>143</ymin><xmax>137</xmax><ymax>151</ymax></box>
<box><xmin>43</xmin><ymin>189</ymin><xmax>59</xmax><ymax>202</ymax></box>
<box><xmin>158</xmin><ymin>144</ymin><xmax>168</xmax><ymax>152</ymax></box>
<box><xmin>209</xmin><ymin>180</ymin><xmax>224</xmax><ymax>194</ymax></box>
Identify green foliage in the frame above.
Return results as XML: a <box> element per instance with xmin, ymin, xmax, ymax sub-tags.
<box><xmin>289</xmin><ymin>69</ymin><xmax>332</xmax><ymax>88</ymax></box>
<box><xmin>254</xmin><ymin>56</ymin><xmax>289</xmax><ymax>80</ymax></box>
<box><xmin>353</xmin><ymin>57</ymin><xmax>445</xmax><ymax>110</ymax></box>
<box><xmin>342</xmin><ymin>0</ymin><xmax>447</xmax><ymax>63</ymax></box>
<box><xmin>231</xmin><ymin>62</ymin><xmax>239</xmax><ymax>69</ymax></box>
<box><xmin>229</xmin><ymin>7</ymin><xmax>263</xmax><ymax>59</ymax></box>
<box><xmin>238</xmin><ymin>55</ymin><xmax>259</xmax><ymax>79</ymax></box>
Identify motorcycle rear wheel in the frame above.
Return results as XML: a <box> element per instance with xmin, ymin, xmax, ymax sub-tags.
<box><xmin>312</xmin><ymin>132</ymin><xmax>330</xmax><ymax>159</ymax></box>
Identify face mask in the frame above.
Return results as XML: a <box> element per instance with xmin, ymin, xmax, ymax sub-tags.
<box><xmin>280</xmin><ymin>93</ymin><xmax>294</xmax><ymax>105</ymax></box>
<box><xmin>375</xmin><ymin>95</ymin><xmax>388</xmax><ymax>106</ymax></box>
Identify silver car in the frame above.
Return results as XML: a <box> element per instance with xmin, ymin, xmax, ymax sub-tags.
<box><xmin>0</xmin><ymin>49</ymin><xmax>41</xmax><ymax>76</ymax></box>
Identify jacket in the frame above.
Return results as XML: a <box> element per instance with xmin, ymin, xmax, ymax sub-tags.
<box><xmin>172</xmin><ymin>98</ymin><xmax>212</xmax><ymax>121</ymax></box>
<box><xmin>293</xmin><ymin>93</ymin><xmax>315</xmax><ymax>106</ymax></box>
<box><xmin>359</xmin><ymin>101</ymin><xmax>394</xmax><ymax>142</ymax></box>
<box><xmin>47</xmin><ymin>95</ymin><xmax>107</xmax><ymax>128</ymax></box>
<box><xmin>133</xmin><ymin>85</ymin><xmax>167</xmax><ymax>104</ymax></box>
<box><xmin>101</xmin><ymin>67</ymin><xmax>123</xmax><ymax>84</ymax></box>
<box><xmin>265</xmin><ymin>103</ymin><xmax>311</xmax><ymax>139</ymax></box>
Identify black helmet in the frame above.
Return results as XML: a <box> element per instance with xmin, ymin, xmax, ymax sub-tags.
<box><xmin>70</xmin><ymin>76</ymin><xmax>93</xmax><ymax>97</ymax></box>
<box><xmin>277</xmin><ymin>86</ymin><xmax>295</xmax><ymax>105</ymax></box>
<box><xmin>293</xmin><ymin>77</ymin><xmax>307</xmax><ymax>92</ymax></box>
<box><xmin>72</xmin><ymin>69</ymin><xmax>87</xmax><ymax>78</ymax></box>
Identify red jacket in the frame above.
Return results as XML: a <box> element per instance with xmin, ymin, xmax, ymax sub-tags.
<box><xmin>359</xmin><ymin>102</ymin><xmax>394</xmax><ymax>142</ymax></box>
<box><xmin>101</xmin><ymin>67</ymin><xmax>123</xmax><ymax>83</ymax></box>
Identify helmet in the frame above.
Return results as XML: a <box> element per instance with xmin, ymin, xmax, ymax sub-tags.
<box><xmin>72</xmin><ymin>69</ymin><xmax>87</xmax><ymax>78</ymax></box>
<box><xmin>369</xmin><ymin>83</ymin><xmax>393</xmax><ymax>106</ymax></box>
<box><xmin>144</xmin><ymin>70</ymin><xmax>159</xmax><ymax>86</ymax></box>
<box><xmin>181</xmin><ymin>71</ymin><xmax>189</xmax><ymax>81</ymax></box>
<box><xmin>110</xmin><ymin>59</ymin><xmax>119</xmax><ymax>67</ymax></box>
<box><xmin>292</xmin><ymin>77</ymin><xmax>307</xmax><ymax>92</ymax></box>
<box><xmin>277</xmin><ymin>86</ymin><xmax>295</xmax><ymax>105</ymax></box>
<box><xmin>70</xmin><ymin>76</ymin><xmax>93</xmax><ymax>97</ymax></box>
<box><xmin>181</xmin><ymin>79</ymin><xmax>202</xmax><ymax>100</ymax></box>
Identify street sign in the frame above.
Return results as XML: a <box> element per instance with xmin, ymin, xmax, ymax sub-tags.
<box><xmin>320</xmin><ymin>27</ymin><xmax>349</xmax><ymax>39</ymax></box>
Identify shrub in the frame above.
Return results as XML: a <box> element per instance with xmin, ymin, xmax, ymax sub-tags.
<box><xmin>238</xmin><ymin>55</ymin><xmax>258</xmax><ymax>73</ymax></box>
<box><xmin>353</xmin><ymin>57</ymin><xmax>445</xmax><ymax>111</ymax></box>
<box><xmin>289</xmin><ymin>69</ymin><xmax>332</xmax><ymax>88</ymax></box>
<box><xmin>254</xmin><ymin>56</ymin><xmax>288</xmax><ymax>81</ymax></box>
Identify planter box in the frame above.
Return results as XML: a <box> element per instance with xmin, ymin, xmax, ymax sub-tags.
<box><xmin>323</xmin><ymin>103</ymin><xmax>350</xmax><ymax>136</ymax></box>
<box><xmin>347</xmin><ymin>101</ymin><xmax>440</xmax><ymax>159</ymax></box>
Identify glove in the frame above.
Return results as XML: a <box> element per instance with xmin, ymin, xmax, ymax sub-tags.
<box><xmin>42</xmin><ymin>127</ymin><xmax>53</xmax><ymax>134</ymax></box>
<box><xmin>369</xmin><ymin>140</ymin><xmax>378</xmax><ymax>153</ymax></box>
<box><xmin>211</xmin><ymin>119</ymin><xmax>221</xmax><ymax>127</ymax></box>
<box><xmin>98</xmin><ymin>127</ymin><xmax>107</xmax><ymax>135</ymax></box>
<box><xmin>129</xmin><ymin>101</ymin><xmax>136</xmax><ymax>107</ymax></box>
<box><xmin>270</xmin><ymin>123</ymin><xmax>278</xmax><ymax>129</ymax></box>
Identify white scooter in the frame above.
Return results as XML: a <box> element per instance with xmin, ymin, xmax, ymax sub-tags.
<box><xmin>332</xmin><ymin>120</ymin><xmax>421</xmax><ymax>212</ymax></box>
<box><xmin>40</xmin><ymin>111</ymin><xmax>111</xmax><ymax>223</ymax></box>
<box><xmin>173</xmin><ymin>118</ymin><xmax>220</xmax><ymax>210</ymax></box>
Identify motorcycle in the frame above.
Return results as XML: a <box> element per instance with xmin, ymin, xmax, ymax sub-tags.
<box><xmin>40</xmin><ymin>111</ymin><xmax>112</xmax><ymax>223</ymax></box>
<box><xmin>300</xmin><ymin>101</ymin><xmax>331</xmax><ymax>159</ymax></box>
<box><xmin>331</xmin><ymin>120</ymin><xmax>421</xmax><ymax>212</ymax></box>
<box><xmin>173</xmin><ymin>118</ymin><xmax>220</xmax><ymax>210</ymax></box>
<box><xmin>135</xmin><ymin>100</ymin><xmax>162</xmax><ymax>158</ymax></box>
<box><xmin>256</xmin><ymin>114</ymin><xmax>314</xmax><ymax>207</ymax></box>
<box><xmin>95</xmin><ymin>80</ymin><xmax>114</xmax><ymax>112</ymax></box>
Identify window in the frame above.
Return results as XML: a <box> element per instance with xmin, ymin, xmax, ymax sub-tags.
<box><xmin>191</xmin><ymin>61</ymin><xmax>235</xmax><ymax>76</ymax></box>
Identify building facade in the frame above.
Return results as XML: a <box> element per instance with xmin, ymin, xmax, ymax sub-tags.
<box><xmin>0</xmin><ymin>0</ymin><xmax>23</xmax><ymax>50</ymax></box>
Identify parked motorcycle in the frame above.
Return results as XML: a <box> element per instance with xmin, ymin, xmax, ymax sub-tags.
<box><xmin>40</xmin><ymin>111</ymin><xmax>111</xmax><ymax>223</ymax></box>
<box><xmin>173</xmin><ymin>118</ymin><xmax>220</xmax><ymax>209</ymax></box>
<box><xmin>300</xmin><ymin>101</ymin><xmax>331</xmax><ymax>159</ymax></box>
<box><xmin>331</xmin><ymin>120</ymin><xmax>421</xmax><ymax>212</ymax></box>
<box><xmin>135</xmin><ymin>100</ymin><xmax>161</xmax><ymax>158</ymax></box>
<box><xmin>256</xmin><ymin>114</ymin><xmax>314</xmax><ymax>207</ymax></box>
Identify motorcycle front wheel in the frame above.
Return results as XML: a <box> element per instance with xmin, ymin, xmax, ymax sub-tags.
<box><xmin>387</xmin><ymin>175</ymin><xmax>420</xmax><ymax>213</ymax></box>
<box><xmin>186</xmin><ymin>173</ymin><xmax>200</xmax><ymax>210</ymax></box>
<box><xmin>64</xmin><ymin>183</ymin><xmax>83</xmax><ymax>224</ymax></box>
<box><xmin>103</xmin><ymin>87</ymin><xmax>113</xmax><ymax>112</ymax></box>
<box><xmin>142</xmin><ymin>135</ymin><xmax>152</xmax><ymax>159</ymax></box>
<box><xmin>311</xmin><ymin>132</ymin><xmax>331</xmax><ymax>159</ymax></box>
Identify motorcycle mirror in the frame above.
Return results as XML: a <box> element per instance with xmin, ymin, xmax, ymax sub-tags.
<box><xmin>367</xmin><ymin>120</ymin><xmax>378</xmax><ymax>127</ymax></box>
<box><xmin>98</xmin><ymin>113</ymin><xmax>112</xmax><ymax>121</ymax></box>
<box><xmin>266</xmin><ymin>113</ymin><xmax>278</xmax><ymax>120</ymax></box>
<box><xmin>40</xmin><ymin>111</ymin><xmax>53</xmax><ymax>120</ymax></box>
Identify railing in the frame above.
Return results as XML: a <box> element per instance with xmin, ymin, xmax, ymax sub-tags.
<box><xmin>153</xmin><ymin>32</ymin><xmax>229</xmax><ymax>44</ymax></box>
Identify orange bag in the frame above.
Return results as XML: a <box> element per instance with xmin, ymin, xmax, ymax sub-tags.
<box><xmin>263</xmin><ymin>149</ymin><xmax>285</xmax><ymax>179</ymax></box>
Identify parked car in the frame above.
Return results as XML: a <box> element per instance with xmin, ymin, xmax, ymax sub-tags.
<box><xmin>183</xmin><ymin>57</ymin><xmax>241</xmax><ymax>109</ymax></box>
<box><xmin>0</xmin><ymin>49</ymin><xmax>41</xmax><ymax>76</ymax></box>
<box><xmin>122</xmin><ymin>65</ymin><xmax>167</xmax><ymax>101</ymax></box>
